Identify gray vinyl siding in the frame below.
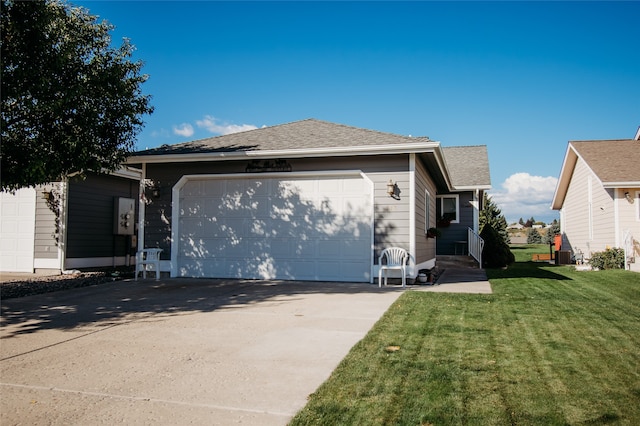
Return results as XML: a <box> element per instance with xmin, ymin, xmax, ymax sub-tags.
<box><xmin>415</xmin><ymin>157</ymin><xmax>437</xmax><ymax>264</ymax></box>
<box><xmin>66</xmin><ymin>173</ymin><xmax>139</xmax><ymax>259</ymax></box>
<box><xmin>436</xmin><ymin>191</ymin><xmax>474</xmax><ymax>255</ymax></box>
<box><xmin>34</xmin><ymin>184</ymin><xmax>58</xmax><ymax>259</ymax></box>
<box><xmin>140</xmin><ymin>155</ymin><xmax>412</xmax><ymax>262</ymax></box>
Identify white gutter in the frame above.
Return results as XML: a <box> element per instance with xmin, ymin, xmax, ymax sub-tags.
<box><xmin>454</xmin><ymin>185</ymin><xmax>492</xmax><ymax>191</ymax></box>
<box><xmin>602</xmin><ymin>181</ymin><xmax>640</xmax><ymax>188</ymax></box>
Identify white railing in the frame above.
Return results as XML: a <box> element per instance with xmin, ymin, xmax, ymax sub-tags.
<box><xmin>468</xmin><ymin>227</ymin><xmax>484</xmax><ymax>268</ymax></box>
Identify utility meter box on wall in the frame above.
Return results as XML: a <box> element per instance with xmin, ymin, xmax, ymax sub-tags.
<box><xmin>114</xmin><ymin>197</ymin><xmax>135</xmax><ymax>235</ymax></box>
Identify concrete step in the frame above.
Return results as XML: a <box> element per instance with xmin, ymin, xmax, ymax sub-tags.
<box><xmin>436</xmin><ymin>255</ymin><xmax>480</xmax><ymax>269</ymax></box>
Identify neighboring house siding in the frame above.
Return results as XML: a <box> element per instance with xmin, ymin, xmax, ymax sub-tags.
<box><xmin>66</xmin><ymin>174</ymin><xmax>138</xmax><ymax>259</ymax></box>
<box><xmin>562</xmin><ymin>159</ymin><xmax>615</xmax><ymax>257</ymax></box>
<box><xmin>616</xmin><ymin>188</ymin><xmax>640</xmax><ymax>272</ymax></box>
<box><xmin>561</xmin><ymin>159</ymin><xmax>591</xmax><ymax>253</ymax></box>
<box><xmin>142</xmin><ymin>155</ymin><xmax>413</xmax><ymax>262</ymax></box>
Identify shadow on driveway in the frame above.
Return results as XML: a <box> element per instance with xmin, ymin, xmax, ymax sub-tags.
<box><xmin>1</xmin><ymin>278</ymin><xmax>398</xmax><ymax>339</ymax></box>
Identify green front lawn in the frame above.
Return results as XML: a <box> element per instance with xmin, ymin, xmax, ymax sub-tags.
<box><xmin>290</xmin><ymin>245</ymin><xmax>640</xmax><ymax>425</ymax></box>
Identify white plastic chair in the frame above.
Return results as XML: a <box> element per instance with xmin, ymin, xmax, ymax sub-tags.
<box><xmin>135</xmin><ymin>248</ymin><xmax>163</xmax><ymax>280</ymax></box>
<box><xmin>378</xmin><ymin>247</ymin><xmax>409</xmax><ymax>288</ymax></box>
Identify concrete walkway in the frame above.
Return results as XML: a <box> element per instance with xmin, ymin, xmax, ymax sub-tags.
<box><xmin>1</xmin><ymin>272</ymin><xmax>491</xmax><ymax>425</ymax></box>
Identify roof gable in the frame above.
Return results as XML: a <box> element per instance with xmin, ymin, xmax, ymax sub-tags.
<box><xmin>552</xmin><ymin>138</ymin><xmax>640</xmax><ymax>209</ymax></box>
<box><xmin>570</xmin><ymin>139</ymin><xmax>640</xmax><ymax>185</ymax></box>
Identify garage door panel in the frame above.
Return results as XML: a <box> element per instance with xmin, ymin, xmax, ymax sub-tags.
<box><xmin>178</xmin><ymin>175</ymin><xmax>372</xmax><ymax>282</ymax></box>
<box><xmin>203</xmin><ymin>179</ymin><xmax>225</xmax><ymax>196</ymax></box>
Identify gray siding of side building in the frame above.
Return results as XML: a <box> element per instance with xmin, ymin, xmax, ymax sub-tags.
<box><xmin>66</xmin><ymin>173</ymin><xmax>139</xmax><ymax>260</ymax></box>
<box><xmin>34</xmin><ymin>185</ymin><xmax>58</xmax><ymax>261</ymax></box>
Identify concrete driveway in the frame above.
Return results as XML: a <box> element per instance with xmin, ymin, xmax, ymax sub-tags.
<box><xmin>1</xmin><ymin>278</ymin><xmax>404</xmax><ymax>425</ymax></box>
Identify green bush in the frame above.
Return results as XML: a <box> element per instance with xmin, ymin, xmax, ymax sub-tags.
<box><xmin>481</xmin><ymin>224</ymin><xmax>515</xmax><ymax>268</ymax></box>
<box><xmin>589</xmin><ymin>248</ymin><xmax>625</xmax><ymax>270</ymax></box>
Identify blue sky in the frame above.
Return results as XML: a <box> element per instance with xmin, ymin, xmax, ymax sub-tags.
<box><xmin>74</xmin><ymin>1</ymin><xmax>640</xmax><ymax>223</ymax></box>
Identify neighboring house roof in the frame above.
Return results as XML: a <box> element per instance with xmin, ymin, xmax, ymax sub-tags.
<box><xmin>441</xmin><ymin>146</ymin><xmax>491</xmax><ymax>190</ymax></box>
<box><xmin>551</xmin><ymin>138</ymin><xmax>640</xmax><ymax>209</ymax></box>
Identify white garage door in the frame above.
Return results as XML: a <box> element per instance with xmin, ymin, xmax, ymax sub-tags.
<box><xmin>175</xmin><ymin>173</ymin><xmax>373</xmax><ymax>282</ymax></box>
<box><xmin>0</xmin><ymin>188</ymin><xmax>36</xmax><ymax>272</ymax></box>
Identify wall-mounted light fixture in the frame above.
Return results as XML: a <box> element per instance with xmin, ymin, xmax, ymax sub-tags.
<box><xmin>625</xmin><ymin>191</ymin><xmax>634</xmax><ymax>204</ymax></box>
<box><xmin>41</xmin><ymin>190</ymin><xmax>52</xmax><ymax>202</ymax></box>
<box><xmin>387</xmin><ymin>179</ymin><xmax>396</xmax><ymax>197</ymax></box>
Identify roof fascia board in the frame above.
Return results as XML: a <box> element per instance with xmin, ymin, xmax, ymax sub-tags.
<box><xmin>100</xmin><ymin>166</ymin><xmax>143</xmax><ymax>180</ymax></box>
<box><xmin>452</xmin><ymin>185</ymin><xmax>492</xmax><ymax>191</ymax></box>
<box><xmin>551</xmin><ymin>143</ymin><xmax>578</xmax><ymax>210</ymax></box>
<box><xmin>429</xmin><ymin>145</ymin><xmax>454</xmax><ymax>191</ymax></box>
<box><xmin>127</xmin><ymin>142</ymin><xmax>440</xmax><ymax>164</ymax></box>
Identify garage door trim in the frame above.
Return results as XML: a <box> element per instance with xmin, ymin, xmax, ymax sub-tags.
<box><xmin>170</xmin><ymin>170</ymin><xmax>374</xmax><ymax>281</ymax></box>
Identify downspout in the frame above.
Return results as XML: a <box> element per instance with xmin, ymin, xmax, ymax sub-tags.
<box><xmin>58</xmin><ymin>180</ymin><xmax>69</xmax><ymax>272</ymax></box>
<box><xmin>473</xmin><ymin>189</ymin><xmax>480</xmax><ymax>233</ymax></box>
<box><xmin>409</xmin><ymin>154</ymin><xmax>416</xmax><ymax>278</ymax></box>
<box><xmin>137</xmin><ymin>163</ymin><xmax>147</xmax><ymax>252</ymax></box>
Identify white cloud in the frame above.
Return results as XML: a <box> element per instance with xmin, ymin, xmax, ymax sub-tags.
<box><xmin>172</xmin><ymin>123</ymin><xmax>194</xmax><ymax>137</ymax></box>
<box><xmin>490</xmin><ymin>172</ymin><xmax>559</xmax><ymax>224</ymax></box>
<box><xmin>196</xmin><ymin>115</ymin><xmax>258</xmax><ymax>135</ymax></box>
<box><xmin>150</xmin><ymin>128</ymin><xmax>170</xmax><ymax>138</ymax></box>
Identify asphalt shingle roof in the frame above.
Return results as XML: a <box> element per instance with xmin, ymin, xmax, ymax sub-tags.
<box><xmin>442</xmin><ymin>146</ymin><xmax>491</xmax><ymax>187</ymax></box>
<box><xmin>571</xmin><ymin>139</ymin><xmax>640</xmax><ymax>183</ymax></box>
<box><xmin>136</xmin><ymin>118</ymin><xmax>431</xmax><ymax>155</ymax></box>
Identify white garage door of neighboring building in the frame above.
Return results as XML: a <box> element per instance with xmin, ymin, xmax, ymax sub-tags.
<box><xmin>0</xmin><ymin>188</ymin><xmax>36</xmax><ymax>272</ymax></box>
<box><xmin>174</xmin><ymin>173</ymin><xmax>373</xmax><ymax>282</ymax></box>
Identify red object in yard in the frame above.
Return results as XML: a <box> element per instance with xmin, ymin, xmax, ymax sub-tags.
<box><xmin>554</xmin><ymin>235</ymin><xmax>562</xmax><ymax>251</ymax></box>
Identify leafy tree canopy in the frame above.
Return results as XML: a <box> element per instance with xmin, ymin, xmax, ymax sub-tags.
<box><xmin>1</xmin><ymin>0</ymin><xmax>153</xmax><ymax>191</ymax></box>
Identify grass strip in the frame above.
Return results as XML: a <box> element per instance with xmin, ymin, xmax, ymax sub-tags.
<box><xmin>290</xmin><ymin>245</ymin><xmax>640</xmax><ymax>425</ymax></box>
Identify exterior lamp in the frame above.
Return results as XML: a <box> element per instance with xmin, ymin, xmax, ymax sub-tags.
<box><xmin>625</xmin><ymin>191</ymin><xmax>634</xmax><ymax>203</ymax></box>
<box><xmin>387</xmin><ymin>179</ymin><xmax>395</xmax><ymax>197</ymax></box>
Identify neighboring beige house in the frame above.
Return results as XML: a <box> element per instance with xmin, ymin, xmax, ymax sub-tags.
<box><xmin>551</xmin><ymin>129</ymin><xmax>640</xmax><ymax>272</ymax></box>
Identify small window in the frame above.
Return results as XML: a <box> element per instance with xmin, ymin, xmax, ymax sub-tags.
<box><xmin>438</xmin><ymin>194</ymin><xmax>459</xmax><ymax>224</ymax></box>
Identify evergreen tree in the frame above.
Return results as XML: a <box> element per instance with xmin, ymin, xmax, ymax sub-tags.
<box><xmin>479</xmin><ymin>193</ymin><xmax>510</xmax><ymax>244</ymax></box>
<box><xmin>479</xmin><ymin>193</ymin><xmax>514</xmax><ymax>268</ymax></box>
<box><xmin>543</xmin><ymin>220</ymin><xmax>561</xmax><ymax>244</ymax></box>
<box><xmin>527</xmin><ymin>228</ymin><xmax>542</xmax><ymax>244</ymax></box>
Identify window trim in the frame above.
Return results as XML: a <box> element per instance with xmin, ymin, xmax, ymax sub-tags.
<box><xmin>437</xmin><ymin>194</ymin><xmax>460</xmax><ymax>224</ymax></box>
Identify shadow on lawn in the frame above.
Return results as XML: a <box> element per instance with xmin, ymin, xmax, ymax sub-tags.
<box><xmin>486</xmin><ymin>248</ymin><xmax>573</xmax><ymax>281</ymax></box>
